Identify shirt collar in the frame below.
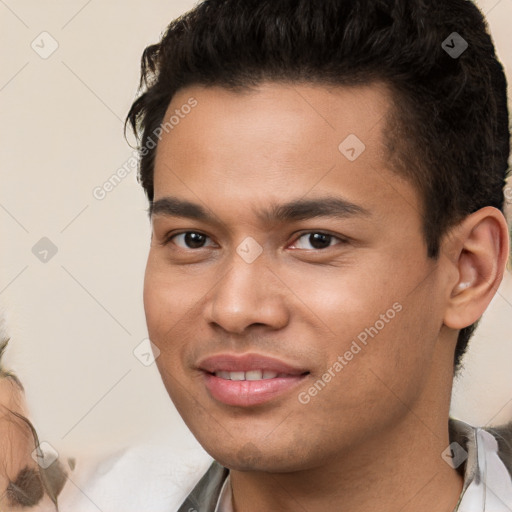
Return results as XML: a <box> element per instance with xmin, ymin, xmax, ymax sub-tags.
<box><xmin>452</xmin><ymin>419</ymin><xmax>512</xmax><ymax>511</ymax></box>
<box><xmin>214</xmin><ymin>474</ymin><xmax>233</xmax><ymax>512</ymax></box>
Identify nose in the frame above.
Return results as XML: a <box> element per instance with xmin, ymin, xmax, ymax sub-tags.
<box><xmin>205</xmin><ymin>255</ymin><xmax>290</xmax><ymax>335</ymax></box>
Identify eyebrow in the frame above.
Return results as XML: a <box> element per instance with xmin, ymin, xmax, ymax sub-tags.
<box><xmin>149</xmin><ymin>196</ymin><xmax>371</xmax><ymax>223</ymax></box>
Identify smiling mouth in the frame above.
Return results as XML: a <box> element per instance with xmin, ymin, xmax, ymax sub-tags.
<box><xmin>197</xmin><ymin>353</ymin><xmax>310</xmax><ymax>406</ymax></box>
<box><xmin>201</xmin><ymin>369</ymin><xmax>310</xmax><ymax>407</ymax></box>
<box><xmin>211</xmin><ymin>370</ymin><xmax>308</xmax><ymax>381</ymax></box>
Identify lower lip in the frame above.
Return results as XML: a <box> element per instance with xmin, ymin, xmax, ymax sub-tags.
<box><xmin>203</xmin><ymin>373</ymin><xmax>307</xmax><ymax>407</ymax></box>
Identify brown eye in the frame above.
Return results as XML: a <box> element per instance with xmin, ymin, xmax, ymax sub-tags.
<box><xmin>291</xmin><ymin>232</ymin><xmax>343</xmax><ymax>250</ymax></box>
<box><xmin>171</xmin><ymin>232</ymin><xmax>214</xmax><ymax>249</ymax></box>
<box><xmin>308</xmin><ymin>233</ymin><xmax>332</xmax><ymax>249</ymax></box>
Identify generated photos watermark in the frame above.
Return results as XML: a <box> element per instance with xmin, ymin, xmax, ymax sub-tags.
<box><xmin>505</xmin><ymin>185</ymin><xmax>512</xmax><ymax>204</ymax></box>
<box><xmin>92</xmin><ymin>97</ymin><xmax>198</xmax><ymax>201</ymax></box>
<box><xmin>298</xmin><ymin>302</ymin><xmax>403</xmax><ymax>404</ymax></box>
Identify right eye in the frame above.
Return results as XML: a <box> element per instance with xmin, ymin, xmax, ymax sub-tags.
<box><xmin>167</xmin><ymin>231</ymin><xmax>216</xmax><ymax>250</ymax></box>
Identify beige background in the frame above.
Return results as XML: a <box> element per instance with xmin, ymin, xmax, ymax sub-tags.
<box><xmin>1</xmin><ymin>0</ymin><xmax>511</xmax><ymax>466</ymax></box>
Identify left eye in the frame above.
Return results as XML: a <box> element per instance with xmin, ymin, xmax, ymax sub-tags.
<box><xmin>171</xmin><ymin>232</ymin><xmax>215</xmax><ymax>249</ymax></box>
<box><xmin>290</xmin><ymin>233</ymin><xmax>344</xmax><ymax>250</ymax></box>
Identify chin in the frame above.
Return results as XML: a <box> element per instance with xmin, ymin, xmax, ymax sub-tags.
<box><xmin>202</xmin><ymin>438</ymin><xmax>318</xmax><ymax>473</ymax></box>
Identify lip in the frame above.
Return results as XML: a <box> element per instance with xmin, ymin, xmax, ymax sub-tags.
<box><xmin>198</xmin><ymin>353</ymin><xmax>309</xmax><ymax>407</ymax></box>
<box><xmin>198</xmin><ymin>353</ymin><xmax>308</xmax><ymax>374</ymax></box>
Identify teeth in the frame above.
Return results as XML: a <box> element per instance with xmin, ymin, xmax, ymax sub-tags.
<box><xmin>215</xmin><ymin>370</ymin><xmax>281</xmax><ymax>380</ymax></box>
<box><xmin>245</xmin><ymin>370</ymin><xmax>263</xmax><ymax>381</ymax></box>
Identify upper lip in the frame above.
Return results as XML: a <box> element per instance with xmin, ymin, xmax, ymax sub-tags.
<box><xmin>198</xmin><ymin>353</ymin><xmax>309</xmax><ymax>375</ymax></box>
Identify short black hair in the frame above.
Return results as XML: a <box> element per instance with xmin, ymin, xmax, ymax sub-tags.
<box><xmin>126</xmin><ymin>0</ymin><xmax>510</xmax><ymax>372</ymax></box>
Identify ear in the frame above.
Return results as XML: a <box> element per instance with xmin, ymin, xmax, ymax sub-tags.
<box><xmin>443</xmin><ymin>206</ymin><xmax>510</xmax><ymax>330</ymax></box>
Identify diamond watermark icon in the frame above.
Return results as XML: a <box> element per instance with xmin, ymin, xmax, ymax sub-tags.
<box><xmin>32</xmin><ymin>237</ymin><xmax>58</xmax><ymax>263</ymax></box>
<box><xmin>133</xmin><ymin>338</ymin><xmax>161</xmax><ymax>366</ymax></box>
<box><xmin>236</xmin><ymin>237</ymin><xmax>263</xmax><ymax>264</ymax></box>
<box><xmin>31</xmin><ymin>31</ymin><xmax>59</xmax><ymax>59</ymax></box>
<box><xmin>338</xmin><ymin>134</ymin><xmax>366</xmax><ymax>162</ymax></box>
<box><xmin>441</xmin><ymin>442</ymin><xmax>468</xmax><ymax>469</ymax></box>
<box><xmin>505</xmin><ymin>186</ymin><xmax>512</xmax><ymax>204</ymax></box>
<box><xmin>31</xmin><ymin>441</ymin><xmax>59</xmax><ymax>469</ymax></box>
<box><xmin>441</xmin><ymin>32</ymin><xmax>468</xmax><ymax>59</ymax></box>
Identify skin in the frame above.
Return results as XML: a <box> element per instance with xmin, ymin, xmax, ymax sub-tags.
<box><xmin>0</xmin><ymin>375</ymin><xmax>51</xmax><ymax>510</ymax></box>
<box><xmin>144</xmin><ymin>82</ymin><xmax>509</xmax><ymax>512</ymax></box>
<box><xmin>0</xmin><ymin>376</ymin><xmax>31</xmax><ymax>503</ymax></box>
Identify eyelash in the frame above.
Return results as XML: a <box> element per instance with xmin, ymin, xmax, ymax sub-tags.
<box><xmin>162</xmin><ymin>231</ymin><xmax>349</xmax><ymax>250</ymax></box>
<box><xmin>290</xmin><ymin>232</ymin><xmax>349</xmax><ymax>250</ymax></box>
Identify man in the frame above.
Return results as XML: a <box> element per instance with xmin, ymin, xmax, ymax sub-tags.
<box><xmin>126</xmin><ymin>0</ymin><xmax>512</xmax><ymax>510</ymax></box>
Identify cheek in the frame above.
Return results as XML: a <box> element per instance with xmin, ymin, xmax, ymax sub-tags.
<box><xmin>339</xmin><ymin>276</ymin><xmax>441</xmax><ymax>407</ymax></box>
<box><xmin>143</xmin><ymin>253</ymin><xmax>197</xmax><ymax>323</ymax></box>
<box><xmin>142</xmin><ymin>263</ymin><xmax>194</xmax><ymax>405</ymax></box>
<box><xmin>143</xmin><ymin>257</ymin><xmax>189</xmax><ymax>348</ymax></box>
<box><xmin>285</xmin><ymin>259</ymin><xmax>401</xmax><ymax>341</ymax></box>
<box><xmin>143</xmin><ymin>264</ymin><xmax>168</xmax><ymax>339</ymax></box>
<box><xmin>143</xmin><ymin>254</ymin><xmax>217</xmax><ymax>367</ymax></box>
<box><xmin>290</xmin><ymin>257</ymin><xmax>440</xmax><ymax>401</ymax></box>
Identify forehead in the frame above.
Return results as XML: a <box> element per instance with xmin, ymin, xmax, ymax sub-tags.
<box><xmin>152</xmin><ymin>82</ymin><xmax>417</xmax><ymax>222</ymax></box>
<box><xmin>156</xmin><ymin>82</ymin><xmax>392</xmax><ymax>161</ymax></box>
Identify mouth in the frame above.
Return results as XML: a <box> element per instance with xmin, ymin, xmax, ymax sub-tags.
<box><xmin>198</xmin><ymin>353</ymin><xmax>310</xmax><ymax>407</ymax></box>
<box><xmin>212</xmin><ymin>370</ymin><xmax>299</xmax><ymax>380</ymax></box>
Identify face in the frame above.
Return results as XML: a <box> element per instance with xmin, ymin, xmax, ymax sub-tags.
<box><xmin>144</xmin><ymin>82</ymin><xmax>450</xmax><ymax>472</ymax></box>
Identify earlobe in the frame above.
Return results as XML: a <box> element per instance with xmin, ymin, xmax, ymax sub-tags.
<box><xmin>443</xmin><ymin>207</ymin><xmax>509</xmax><ymax>330</ymax></box>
